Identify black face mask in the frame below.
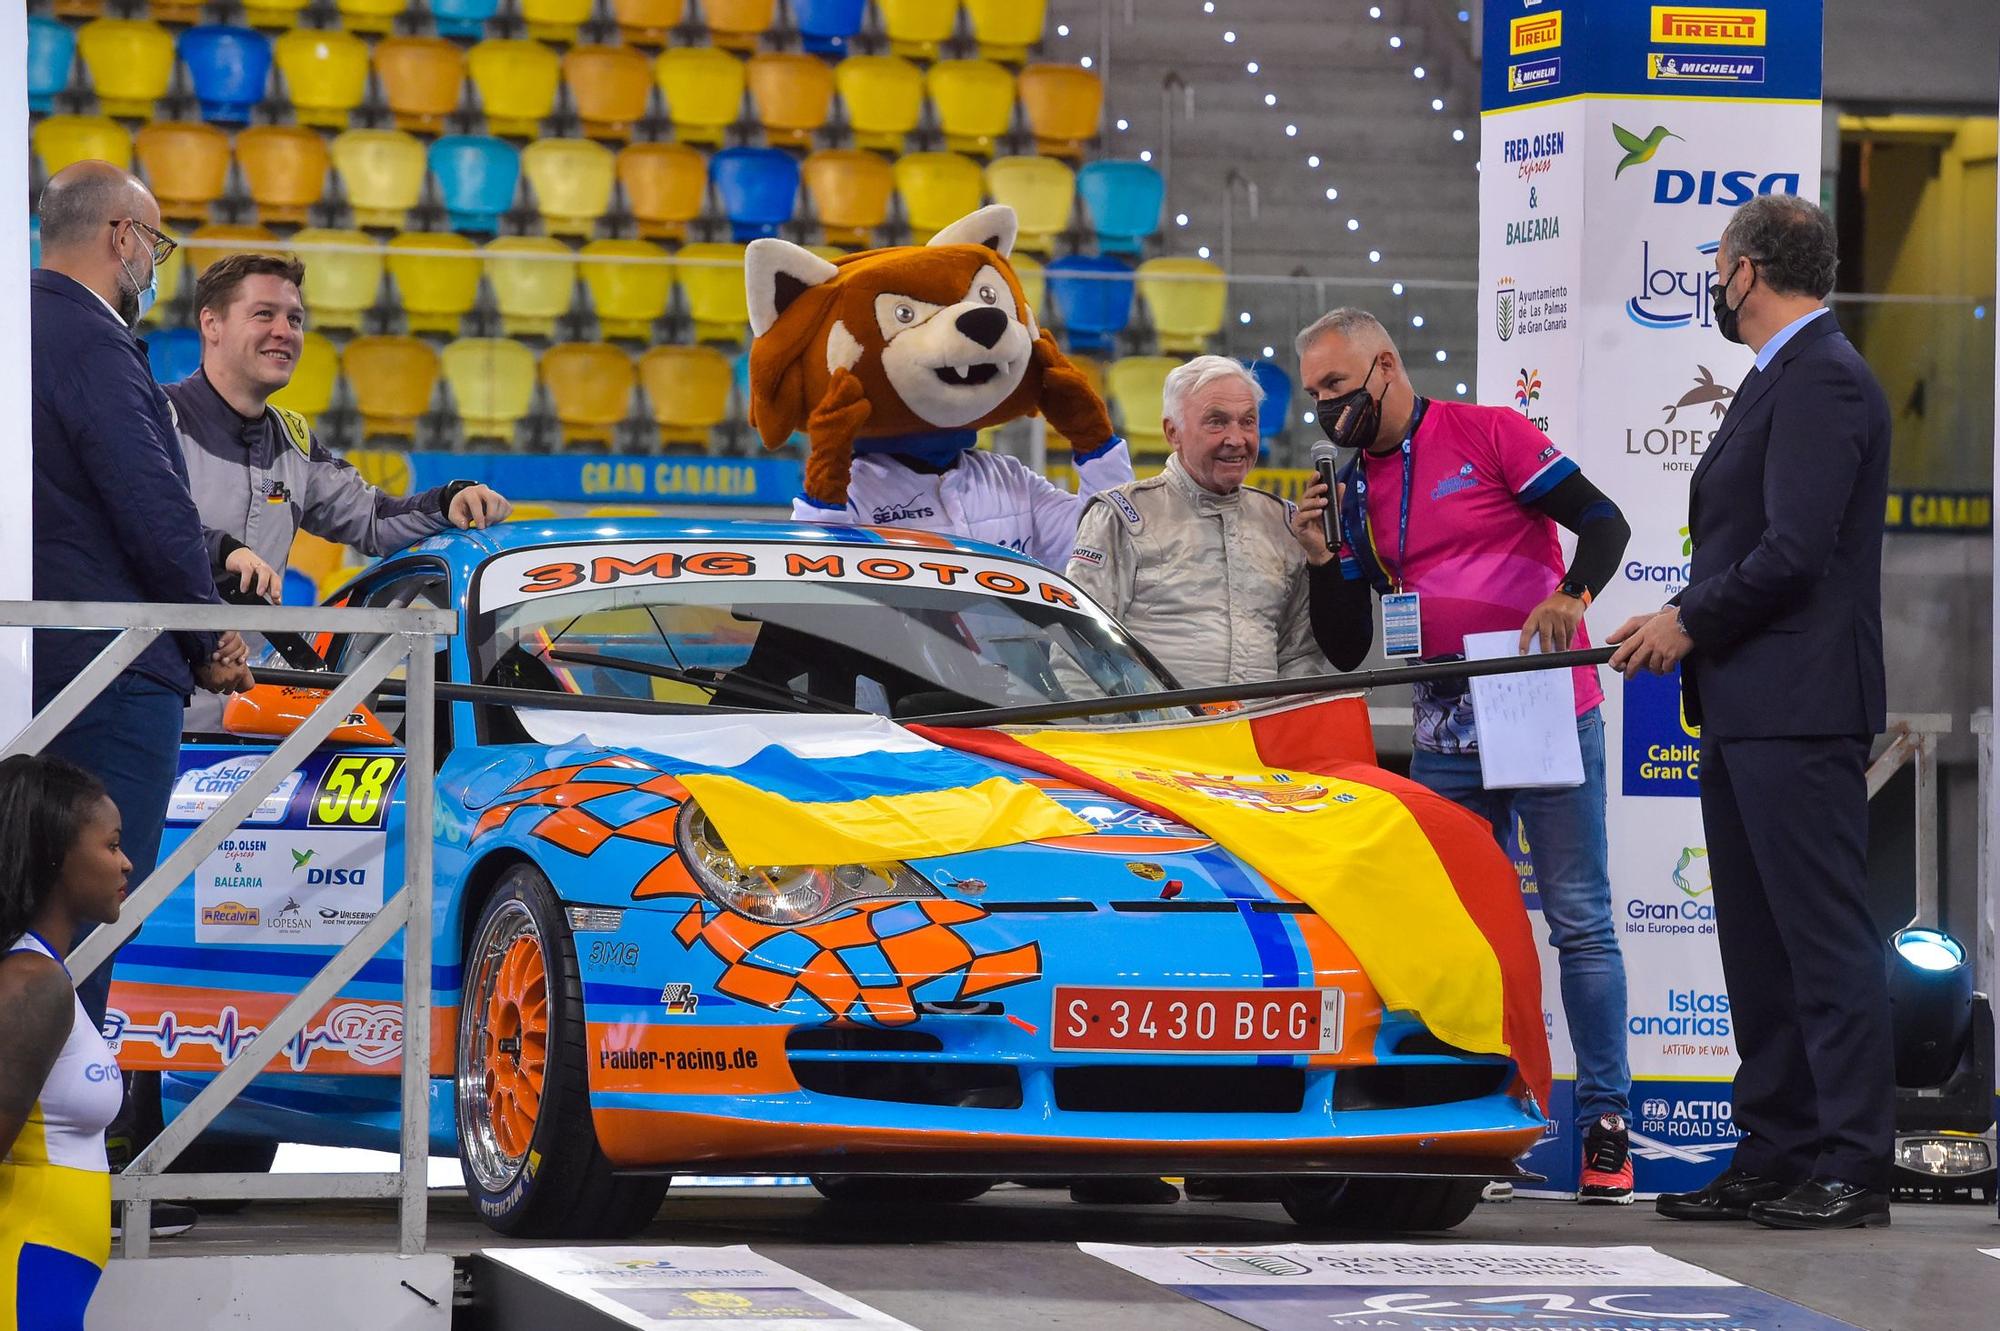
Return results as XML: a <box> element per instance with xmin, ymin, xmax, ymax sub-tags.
<box><xmin>1708</xmin><ymin>258</ymin><xmax>1754</xmax><ymax>346</ymax></box>
<box><xmin>1316</xmin><ymin>360</ymin><xmax>1383</xmax><ymax>452</ymax></box>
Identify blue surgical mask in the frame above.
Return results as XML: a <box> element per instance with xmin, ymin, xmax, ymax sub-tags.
<box><xmin>117</xmin><ymin>250</ymin><xmax>157</xmax><ymax>325</ymax></box>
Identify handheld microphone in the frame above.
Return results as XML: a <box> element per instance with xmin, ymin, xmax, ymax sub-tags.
<box><xmin>1309</xmin><ymin>440</ymin><xmax>1343</xmax><ymax>555</ymax></box>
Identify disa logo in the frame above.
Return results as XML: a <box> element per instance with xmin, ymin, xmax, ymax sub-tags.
<box><xmin>1611</xmin><ymin>123</ymin><xmax>1800</xmax><ymax>205</ymax></box>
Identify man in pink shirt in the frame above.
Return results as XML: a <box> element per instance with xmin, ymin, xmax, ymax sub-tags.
<box><xmin>1290</xmin><ymin>308</ymin><xmax>1636</xmax><ymax>1203</ymax></box>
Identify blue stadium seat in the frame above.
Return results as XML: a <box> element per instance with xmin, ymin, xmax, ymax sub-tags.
<box><xmin>1045</xmin><ymin>255</ymin><xmax>1135</xmax><ymax>354</ymax></box>
<box><xmin>147</xmin><ymin>328</ymin><xmax>203</xmax><ymax>386</ymax></box>
<box><xmin>29</xmin><ymin>219</ymin><xmax>41</xmax><ymax>270</ymax></box>
<box><xmin>178</xmin><ymin>25</ymin><xmax>274</xmax><ymax>126</ymax></box>
<box><xmin>429</xmin><ymin>135</ymin><xmax>521</xmax><ymax>234</ymax></box>
<box><xmin>1076</xmin><ymin>159</ymin><xmax>1165</xmax><ymax>256</ymax></box>
<box><xmin>795</xmin><ymin>0</ymin><xmax>866</xmax><ymax>55</ymax></box>
<box><xmin>1246</xmin><ymin>358</ymin><xmax>1291</xmax><ymax>443</ymax></box>
<box><xmin>28</xmin><ymin>18</ymin><xmax>75</xmax><ymax>115</ymax></box>
<box><xmin>709</xmin><ymin>146</ymin><xmax>801</xmax><ymax>242</ymax></box>
<box><xmin>282</xmin><ymin>567</ymin><xmax>318</xmax><ymax>607</ymax></box>
<box><xmin>431</xmin><ymin>0</ymin><xmax>502</xmax><ymax>39</ymax></box>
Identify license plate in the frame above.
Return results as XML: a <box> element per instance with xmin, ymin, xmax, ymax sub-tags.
<box><xmin>1051</xmin><ymin>986</ymin><xmax>1344</xmax><ymax>1055</ymax></box>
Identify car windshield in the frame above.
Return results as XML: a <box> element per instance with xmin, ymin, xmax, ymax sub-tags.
<box><xmin>471</xmin><ymin>539</ymin><xmax>1181</xmax><ymax>725</ymax></box>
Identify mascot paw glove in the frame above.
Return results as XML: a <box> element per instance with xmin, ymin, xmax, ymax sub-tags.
<box><xmin>1032</xmin><ymin>332</ymin><xmax>1117</xmax><ymax>456</ymax></box>
<box><xmin>801</xmin><ymin>366</ymin><xmax>873</xmax><ymax>508</ymax></box>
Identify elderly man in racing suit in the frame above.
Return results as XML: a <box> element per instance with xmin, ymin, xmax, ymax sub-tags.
<box><xmin>1067</xmin><ymin>356</ymin><xmax>1328</xmax><ymax>687</ymax></box>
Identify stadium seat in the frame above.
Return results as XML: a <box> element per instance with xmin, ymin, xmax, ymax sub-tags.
<box><xmin>1246</xmin><ymin>358</ymin><xmax>1291</xmax><ymax>443</ymax></box>
<box><xmin>28</xmin><ymin>219</ymin><xmax>40</xmax><ymax>271</ymax></box>
<box><xmin>1077</xmin><ymin>159</ymin><xmax>1165</xmax><ymax>255</ymax></box>
<box><xmin>332</xmin><ymin>130</ymin><xmax>427</xmax><ymax>230</ymax></box>
<box><xmin>521</xmin><ymin>0</ymin><xmax>593</xmax><ymax>45</ymax></box>
<box><xmin>269</xmin><ymin>330</ymin><xmax>338</xmax><ymax>420</ymax></box>
<box><xmin>610</xmin><ymin>0</ymin><xmax>687</xmax><ymax>47</ymax></box>
<box><xmin>289</xmin><ymin>228</ymin><xmax>381</xmax><ymax>329</ymax></box>
<box><xmin>794</xmin><ymin>0</ymin><xmax>865</xmax><ymax>56</ymax></box>
<box><xmin>928</xmin><ymin>60</ymin><xmax>1016</xmax><ymax>157</ymax></box>
<box><xmin>1138</xmin><ymin>257</ymin><xmax>1226</xmax><ymax>354</ymax></box>
<box><xmin>178</xmin><ymin>26</ymin><xmax>273</xmax><ymax>126</ymax></box>
<box><xmin>1011</xmin><ymin>251</ymin><xmax>1045</xmax><ymax>315</ymax></box>
<box><xmin>236</xmin><ymin>125</ymin><xmax>330</xmax><ymax>226</ymax></box>
<box><xmin>76</xmin><ymin>20</ymin><xmax>175</xmax><ymax>121</ymax></box>
<box><xmin>983</xmin><ymin>155</ymin><xmax>1072</xmax><ymax>254</ymax></box>
<box><xmin>27</xmin><ymin>18</ymin><xmax>76</xmax><ymax>116</ymax></box>
<box><xmin>880</xmin><ymin>0</ymin><xmax>958</xmax><ymax>60</ymax></box>
<box><xmin>387</xmin><ymin>231</ymin><xmax>481</xmax><ymax>334</ymax></box>
<box><xmin>1045</xmin><ymin>254</ymin><xmax>1134</xmax><ymax>354</ymax></box>
<box><xmin>441</xmin><ymin>337</ymin><xmax>538</xmax><ymax>443</ymax></box>
<box><xmin>639</xmin><ymin>345</ymin><xmax>731</xmax><ymax>447</ymax></box>
<box><xmin>802</xmin><ymin>149</ymin><xmax>893</xmax><ymax>248</ymax></box>
<box><xmin>893</xmin><ymin>153</ymin><xmax>985</xmax><ymax>244</ymax></box>
<box><xmin>274</xmin><ymin>30</ymin><xmax>369</xmax><ymax>131</ymax></box>
<box><xmin>146</xmin><ymin>327</ymin><xmax>202</xmax><ymax>386</ymax></box>
<box><xmin>343</xmin><ymin>335</ymin><xmax>439</xmax><ymax>441</ymax></box>
<box><xmin>467</xmin><ymin>40</ymin><xmax>561</xmax><ymax>139</ymax></box>
<box><xmin>32</xmin><ymin>115</ymin><xmax>130</xmax><ymax>174</ymax></box>
<box><xmin>1107</xmin><ymin>356</ymin><xmax>1178</xmax><ymax>452</ymax></box>
<box><xmin>616</xmin><ymin>142</ymin><xmax>707</xmax><ymax>243</ymax></box>
<box><xmin>674</xmin><ymin>243</ymin><xmax>749</xmax><ymax>343</ymax></box>
<box><xmin>835</xmin><ymin>55</ymin><xmax>923</xmax><ymax>154</ymax></box>
<box><xmin>242</xmin><ymin>0</ymin><xmax>313</xmax><ymax>27</ymax></box>
<box><xmin>135</xmin><ymin>123</ymin><xmax>232</xmax><ymax>225</ymax></box>
<box><xmin>564</xmin><ymin>45</ymin><xmax>653</xmax><ymax>142</ymax></box>
<box><xmin>657</xmin><ymin>46</ymin><xmax>745</xmax><ymax>148</ymax></box>
<box><xmin>1018</xmin><ymin>63</ymin><xmax>1101</xmax><ymax>160</ymax></box>
<box><xmin>522</xmin><ymin>138</ymin><xmax>616</xmax><ymax>238</ymax></box>
<box><xmin>710</xmin><ymin>146</ymin><xmax>800</xmax><ymax>242</ymax></box>
<box><xmin>183</xmin><ymin>224</ymin><xmax>281</xmax><ymax>277</ymax></box>
<box><xmin>375</xmin><ymin>36</ymin><xmax>466</xmax><ymax>136</ymax></box>
<box><xmin>142</xmin><ymin>243</ymin><xmax>184</xmax><ymax>324</ymax></box>
<box><xmin>746</xmin><ymin>53</ymin><xmax>835</xmax><ymax>150</ymax></box>
<box><xmin>965</xmin><ymin>0</ymin><xmax>1047</xmax><ymax>64</ymax></box>
<box><xmin>429</xmin><ymin>0</ymin><xmax>501</xmax><ymax>40</ymax></box>
<box><xmin>580</xmin><ymin>238</ymin><xmax>674</xmax><ymax>340</ymax></box>
<box><xmin>334</xmin><ymin>0</ymin><xmax>408</xmax><ymax>36</ymax></box>
<box><xmin>541</xmin><ymin>343</ymin><xmax>636</xmax><ymax>445</ymax></box>
<box><xmin>485</xmin><ymin>236</ymin><xmax>578</xmax><ymax>339</ymax></box>
<box><xmin>503</xmin><ymin>503</ymin><xmax>559</xmax><ymax>524</ymax></box>
<box><xmin>705</xmin><ymin>0</ymin><xmax>776</xmax><ymax>53</ymax></box>
<box><xmin>428</xmin><ymin>135</ymin><xmax>519</xmax><ymax>233</ymax></box>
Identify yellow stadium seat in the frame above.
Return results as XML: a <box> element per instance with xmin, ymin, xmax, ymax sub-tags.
<box><xmin>442</xmin><ymin>337</ymin><xmax>537</xmax><ymax>443</ymax></box>
<box><xmin>638</xmin><ymin>344</ymin><xmax>731</xmax><ymax>447</ymax></box>
<box><xmin>140</xmin><ymin>243</ymin><xmax>185</xmax><ymax>326</ymax></box>
<box><xmin>657</xmin><ymin>46</ymin><xmax>745</xmax><ymax>148</ymax></box>
<box><xmin>522</xmin><ymin>138</ymin><xmax>615</xmax><ymax>239</ymax></box>
<box><xmin>32</xmin><ymin>115</ymin><xmax>131</xmax><ymax>175</ymax></box>
<box><xmin>802</xmin><ymin>149</ymin><xmax>892</xmax><ymax>248</ymax></box>
<box><xmin>134</xmin><ymin>122</ymin><xmax>232</xmax><ymax>226</ymax></box>
<box><xmin>1019</xmin><ymin>64</ymin><xmax>1102</xmax><ymax>160</ymax></box>
<box><xmin>881</xmin><ymin>0</ymin><xmax>957</xmax><ymax>60</ymax></box>
<box><xmin>674</xmin><ymin>242</ymin><xmax>748</xmax><ymax>344</ymax></box>
<box><xmin>611</xmin><ymin>0</ymin><xmax>687</xmax><ymax>47</ymax></box>
<box><xmin>269</xmin><ymin>330</ymin><xmax>338</xmax><ymax>421</ymax></box>
<box><xmin>290</xmin><ymin>228</ymin><xmax>381</xmax><ymax>329</ymax></box>
<box><xmin>1139</xmin><ymin>257</ymin><xmax>1227</xmax><ymax>355</ymax></box>
<box><xmin>983</xmin><ymin>155</ymin><xmax>1072</xmax><ymax>254</ymax></box>
<box><xmin>77</xmin><ymin>20</ymin><xmax>175</xmax><ymax>120</ymax></box>
<box><xmin>1107</xmin><ymin>355</ymin><xmax>1179</xmax><ymax>453</ymax></box>
<box><xmin>522</xmin><ymin>0</ymin><xmax>592</xmax><ymax>44</ymax></box>
<box><xmin>928</xmin><ymin>60</ymin><xmax>1016</xmax><ymax>157</ymax></box>
<box><xmin>374</xmin><ymin>37</ymin><xmax>466</xmax><ymax>136</ymax></box>
<box><xmin>965</xmin><ymin>0</ymin><xmax>1046</xmax><ymax>63</ymax></box>
<box><xmin>274</xmin><ymin>29</ymin><xmax>370</xmax><ymax>131</ymax></box>
<box><xmin>580</xmin><ymin>238</ymin><xmax>673</xmax><ymax>340</ymax></box>
<box><xmin>183</xmin><ymin>224</ymin><xmax>281</xmax><ymax>278</ymax></box>
<box><xmin>237</xmin><ymin>125</ymin><xmax>331</xmax><ymax>227</ymax></box>
<box><xmin>616</xmin><ymin>142</ymin><xmax>707</xmax><ymax>243</ymax></box>
<box><xmin>893</xmin><ymin>152</ymin><xmax>984</xmax><ymax>243</ymax></box>
<box><xmin>343</xmin><ymin>334</ymin><xmax>439</xmax><ymax>440</ymax></box>
<box><xmin>564</xmin><ymin>45</ymin><xmax>653</xmax><ymax>143</ymax></box>
<box><xmin>504</xmin><ymin>502</ymin><xmax>559</xmax><ymax>524</ymax></box>
<box><xmin>1011</xmin><ymin>250</ymin><xmax>1045</xmax><ymax>317</ymax></box>
<box><xmin>387</xmin><ymin>231</ymin><xmax>480</xmax><ymax>335</ymax></box>
<box><xmin>484</xmin><ymin>236</ymin><xmax>577</xmax><ymax>339</ymax></box>
<box><xmin>332</xmin><ymin>130</ymin><xmax>426</xmax><ymax>230</ymax></box>
<box><xmin>468</xmin><ymin>40</ymin><xmax>561</xmax><ymax>139</ymax></box>
<box><xmin>705</xmin><ymin>0</ymin><xmax>775</xmax><ymax>53</ymax></box>
<box><xmin>835</xmin><ymin>55</ymin><xmax>922</xmax><ymax>154</ymax></box>
<box><xmin>243</xmin><ymin>0</ymin><xmax>313</xmax><ymax>28</ymax></box>
<box><xmin>335</xmin><ymin>0</ymin><xmax>408</xmax><ymax>36</ymax></box>
<box><xmin>747</xmin><ymin>52</ymin><xmax>835</xmax><ymax>151</ymax></box>
<box><xmin>541</xmin><ymin>343</ymin><xmax>635</xmax><ymax>446</ymax></box>
<box><xmin>286</xmin><ymin>531</ymin><xmax>350</xmax><ymax>599</ymax></box>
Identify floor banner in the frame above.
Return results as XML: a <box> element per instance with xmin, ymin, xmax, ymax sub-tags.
<box><xmin>479</xmin><ymin>1246</ymin><xmax>916</xmax><ymax>1328</ymax></box>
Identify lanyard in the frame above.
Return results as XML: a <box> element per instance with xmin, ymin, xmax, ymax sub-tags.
<box><xmin>1353</xmin><ymin>397</ymin><xmax>1428</xmax><ymax>592</ymax></box>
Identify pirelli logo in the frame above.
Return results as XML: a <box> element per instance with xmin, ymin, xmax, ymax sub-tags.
<box><xmin>1509</xmin><ymin>12</ymin><xmax>1562</xmax><ymax>54</ymax></box>
<box><xmin>1650</xmin><ymin>6</ymin><xmax>1767</xmax><ymax>45</ymax></box>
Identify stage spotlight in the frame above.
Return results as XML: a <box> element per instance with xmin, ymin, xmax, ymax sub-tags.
<box><xmin>1889</xmin><ymin>926</ymin><xmax>1971</xmax><ymax>1087</ymax></box>
<box><xmin>1884</xmin><ymin>926</ymin><xmax>1995</xmax><ymax>1203</ymax></box>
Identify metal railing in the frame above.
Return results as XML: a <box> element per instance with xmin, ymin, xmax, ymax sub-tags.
<box><xmin>0</xmin><ymin>600</ymin><xmax>455</xmax><ymax>1258</ymax></box>
<box><xmin>1867</xmin><ymin>712</ymin><xmax>1953</xmax><ymax>930</ymax></box>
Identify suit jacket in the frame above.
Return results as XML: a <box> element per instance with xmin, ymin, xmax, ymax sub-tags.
<box><xmin>1678</xmin><ymin>311</ymin><xmax>1889</xmax><ymax>739</ymax></box>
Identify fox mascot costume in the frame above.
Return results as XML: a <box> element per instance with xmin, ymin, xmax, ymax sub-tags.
<box><xmin>743</xmin><ymin>205</ymin><xmax>1133</xmax><ymax>568</ymax></box>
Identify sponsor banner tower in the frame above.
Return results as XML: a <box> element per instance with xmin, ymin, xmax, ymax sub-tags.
<box><xmin>1479</xmin><ymin>0</ymin><xmax>1824</xmax><ymax>1192</ymax></box>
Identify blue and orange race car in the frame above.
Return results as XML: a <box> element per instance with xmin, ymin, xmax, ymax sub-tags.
<box><xmin>109</xmin><ymin>519</ymin><xmax>1546</xmax><ymax>1237</ymax></box>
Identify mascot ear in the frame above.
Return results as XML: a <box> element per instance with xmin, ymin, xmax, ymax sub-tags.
<box><xmin>745</xmin><ymin>238</ymin><xmax>839</xmax><ymax>339</ymax></box>
<box><xmin>927</xmin><ymin>204</ymin><xmax>1018</xmax><ymax>259</ymax></box>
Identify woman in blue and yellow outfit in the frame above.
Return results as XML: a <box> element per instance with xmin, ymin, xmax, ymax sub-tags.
<box><xmin>0</xmin><ymin>754</ymin><xmax>130</xmax><ymax>1331</ymax></box>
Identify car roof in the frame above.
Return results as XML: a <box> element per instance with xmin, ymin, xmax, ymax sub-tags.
<box><xmin>402</xmin><ymin>517</ymin><xmax>1040</xmax><ymax>571</ymax></box>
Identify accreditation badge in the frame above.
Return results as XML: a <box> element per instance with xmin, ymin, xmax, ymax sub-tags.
<box><xmin>1380</xmin><ymin>590</ymin><xmax>1423</xmax><ymax>657</ymax></box>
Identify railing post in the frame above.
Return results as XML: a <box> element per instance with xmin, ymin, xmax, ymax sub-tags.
<box><xmin>399</xmin><ymin>634</ymin><xmax>437</xmax><ymax>1255</ymax></box>
<box><xmin>1914</xmin><ymin>730</ymin><xmax>1940</xmax><ymax>929</ymax></box>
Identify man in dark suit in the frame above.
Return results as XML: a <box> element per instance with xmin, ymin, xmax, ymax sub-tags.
<box><xmin>1609</xmin><ymin>194</ymin><xmax>1893</xmax><ymax>1230</ymax></box>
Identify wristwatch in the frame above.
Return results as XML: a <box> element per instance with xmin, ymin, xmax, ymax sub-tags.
<box><xmin>1557</xmin><ymin>577</ymin><xmax>1592</xmax><ymax>607</ymax></box>
<box><xmin>1674</xmin><ymin>608</ymin><xmax>1693</xmax><ymax>641</ymax></box>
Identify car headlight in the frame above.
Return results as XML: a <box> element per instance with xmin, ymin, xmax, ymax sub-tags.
<box><xmin>1895</xmin><ymin>1134</ymin><xmax>1993</xmax><ymax>1177</ymax></box>
<box><xmin>675</xmin><ymin>801</ymin><xmax>937</xmax><ymax>925</ymax></box>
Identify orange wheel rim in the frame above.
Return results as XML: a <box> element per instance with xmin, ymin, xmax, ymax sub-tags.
<box><xmin>483</xmin><ymin>934</ymin><xmax>548</xmax><ymax>1158</ymax></box>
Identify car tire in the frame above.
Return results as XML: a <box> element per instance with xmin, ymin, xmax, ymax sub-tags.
<box><xmin>457</xmin><ymin>864</ymin><xmax>670</xmax><ymax>1237</ymax></box>
<box><xmin>809</xmin><ymin>1175</ymin><xmax>992</xmax><ymax>1206</ymax></box>
<box><xmin>121</xmin><ymin>1072</ymin><xmax>278</xmax><ymax>1215</ymax></box>
<box><xmin>1280</xmin><ymin>1176</ymin><xmax>1485</xmax><ymax>1232</ymax></box>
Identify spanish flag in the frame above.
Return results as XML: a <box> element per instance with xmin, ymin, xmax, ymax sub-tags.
<box><xmin>919</xmin><ymin>697</ymin><xmax>1550</xmax><ymax>1106</ymax></box>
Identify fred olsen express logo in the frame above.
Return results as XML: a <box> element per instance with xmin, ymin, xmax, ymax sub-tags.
<box><xmin>1509</xmin><ymin>11</ymin><xmax>1561</xmax><ymax>54</ymax></box>
<box><xmin>1650</xmin><ymin>5</ymin><xmax>1767</xmax><ymax>46</ymax></box>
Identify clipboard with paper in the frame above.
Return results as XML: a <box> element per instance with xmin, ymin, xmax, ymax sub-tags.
<box><xmin>1463</xmin><ymin>629</ymin><xmax>1585</xmax><ymax>790</ymax></box>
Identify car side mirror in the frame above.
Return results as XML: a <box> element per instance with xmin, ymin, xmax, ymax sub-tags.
<box><xmin>222</xmin><ymin>684</ymin><xmax>398</xmax><ymax>747</ymax></box>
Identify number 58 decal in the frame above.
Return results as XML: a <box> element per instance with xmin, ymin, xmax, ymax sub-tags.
<box><xmin>310</xmin><ymin>755</ymin><xmax>404</xmax><ymax>828</ymax></box>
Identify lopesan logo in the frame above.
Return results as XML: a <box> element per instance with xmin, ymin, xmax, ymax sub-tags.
<box><xmin>1650</xmin><ymin>6</ymin><xmax>1766</xmax><ymax>46</ymax></box>
<box><xmin>1509</xmin><ymin>11</ymin><xmax>1562</xmax><ymax>54</ymax></box>
<box><xmin>1663</xmin><ymin>366</ymin><xmax>1736</xmax><ymax>424</ymax></box>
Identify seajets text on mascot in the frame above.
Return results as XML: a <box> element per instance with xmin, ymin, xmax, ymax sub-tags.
<box><xmin>745</xmin><ymin>205</ymin><xmax>1134</xmax><ymax>568</ymax></box>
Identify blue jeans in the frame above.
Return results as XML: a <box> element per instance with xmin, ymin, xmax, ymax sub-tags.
<box><xmin>1409</xmin><ymin>706</ymin><xmax>1630</xmax><ymax>1130</ymax></box>
<box><xmin>33</xmin><ymin>672</ymin><xmax>186</xmax><ymax>1032</ymax></box>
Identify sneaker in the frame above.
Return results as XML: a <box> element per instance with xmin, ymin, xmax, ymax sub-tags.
<box><xmin>1578</xmin><ymin>1114</ymin><xmax>1635</xmax><ymax>1205</ymax></box>
<box><xmin>111</xmin><ymin>1201</ymin><xmax>199</xmax><ymax>1239</ymax></box>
